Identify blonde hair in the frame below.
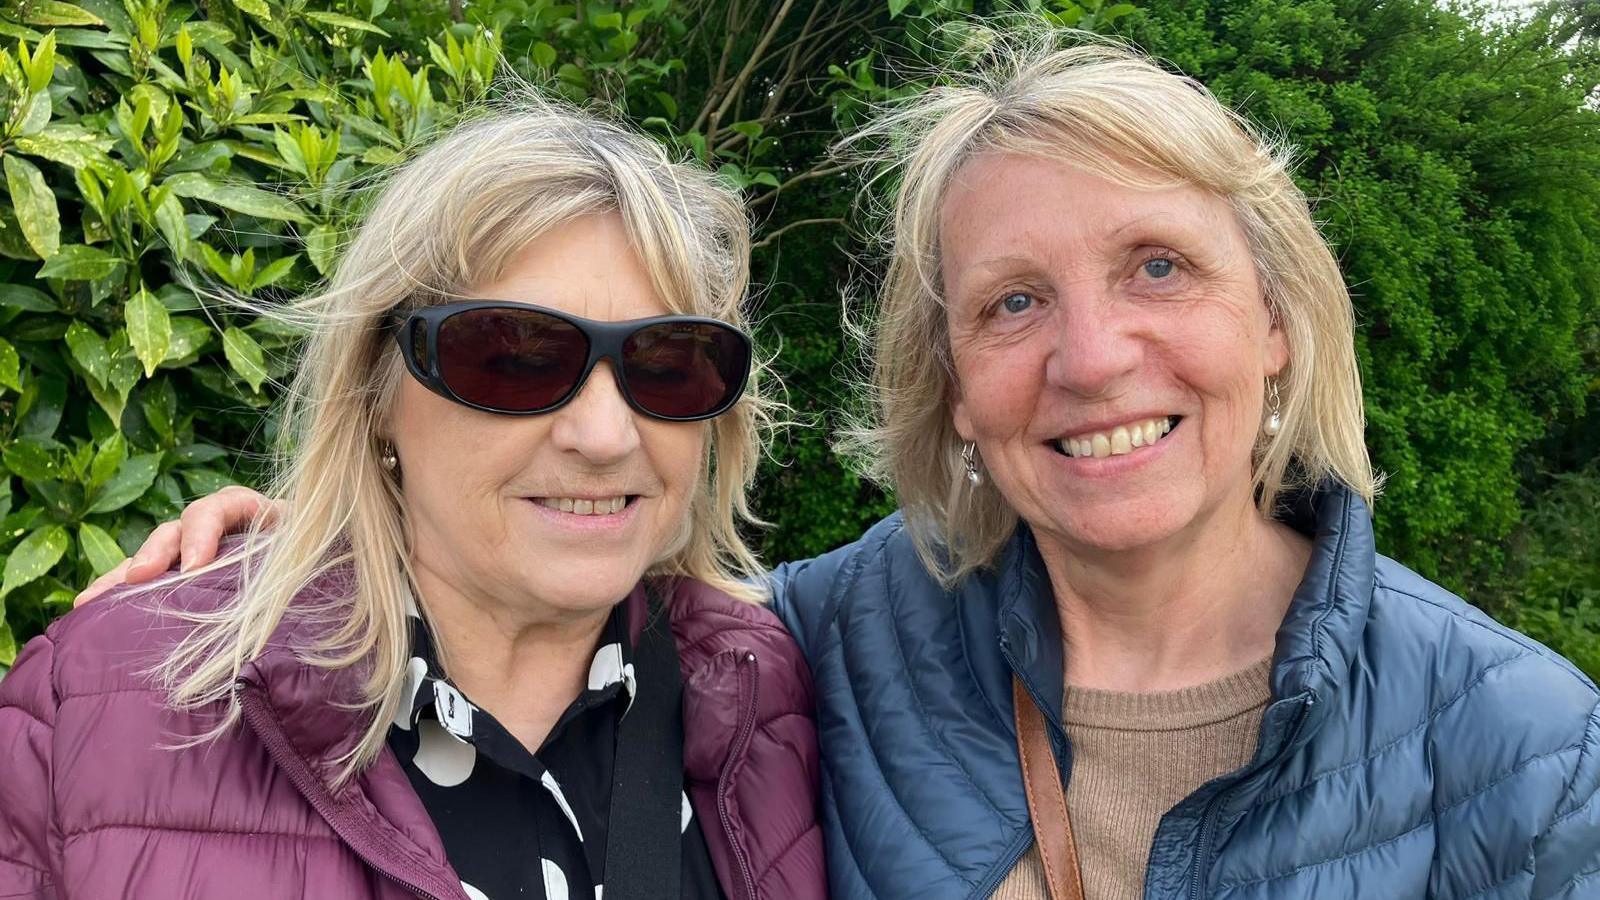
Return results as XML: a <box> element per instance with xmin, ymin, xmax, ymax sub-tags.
<box><xmin>843</xmin><ymin>27</ymin><xmax>1377</xmax><ymax>583</ymax></box>
<box><xmin>153</xmin><ymin>96</ymin><xmax>772</xmax><ymax>782</ymax></box>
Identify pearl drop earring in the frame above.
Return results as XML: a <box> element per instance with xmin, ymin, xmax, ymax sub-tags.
<box><xmin>1264</xmin><ymin>378</ymin><xmax>1283</xmax><ymax>437</ymax></box>
<box><xmin>961</xmin><ymin>442</ymin><xmax>981</xmax><ymax>486</ymax></box>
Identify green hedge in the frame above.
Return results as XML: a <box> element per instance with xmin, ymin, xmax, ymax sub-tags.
<box><xmin>1</xmin><ymin>0</ymin><xmax>1597</xmax><ymax>677</ymax></box>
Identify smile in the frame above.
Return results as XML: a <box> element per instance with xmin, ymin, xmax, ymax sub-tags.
<box><xmin>1052</xmin><ymin>416</ymin><xmax>1180</xmax><ymax>459</ymax></box>
<box><xmin>532</xmin><ymin>495</ymin><xmax>633</xmax><ymax>516</ymax></box>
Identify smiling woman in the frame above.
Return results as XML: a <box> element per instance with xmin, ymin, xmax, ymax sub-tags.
<box><xmin>0</xmin><ymin>99</ymin><xmax>824</xmax><ymax>900</ymax></box>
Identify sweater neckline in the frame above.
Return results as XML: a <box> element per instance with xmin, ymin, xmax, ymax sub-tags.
<box><xmin>1062</xmin><ymin>656</ymin><xmax>1273</xmax><ymax>732</ymax></box>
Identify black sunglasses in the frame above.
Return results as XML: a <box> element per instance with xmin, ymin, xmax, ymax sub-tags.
<box><xmin>391</xmin><ymin>301</ymin><xmax>752</xmax><ymax>421</ymax></box>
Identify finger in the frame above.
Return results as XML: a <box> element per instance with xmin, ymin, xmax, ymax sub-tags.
<box><xmin>74</xmin><ymin>559</ymin><xmax>134</xmax><ymax>607</ymax></box>
<box><xmin>178</xmin><ymin>486</ymin><xmax>272</xmax><ymax>571</ymax></box>
<box><xmin>126</xmin><ymin>521</ymin><xmax>183</xmax><ymax>580</ymax></box>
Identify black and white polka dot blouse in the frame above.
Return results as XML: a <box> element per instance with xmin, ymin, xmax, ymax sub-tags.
<box><xmin>386</xmin><ymin>603</ymin><xmax>725</xmax><ymax>900</ymax></box>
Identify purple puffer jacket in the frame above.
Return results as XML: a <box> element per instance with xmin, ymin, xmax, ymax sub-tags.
<box><xmin>0</xmin><ymin>567</ymin><xmax>824</xmax><ymax>900</ymax></box>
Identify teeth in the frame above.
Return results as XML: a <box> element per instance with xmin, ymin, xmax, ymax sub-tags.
<box><xmin>1055</xmin><ymin>417</ymin><xmax>1176</xmax><ymax>459</ymax></box>
<box><xmin>536</xmin><ymin>496</ymin><xmax>628</xmax><ymax>515</ymax></box>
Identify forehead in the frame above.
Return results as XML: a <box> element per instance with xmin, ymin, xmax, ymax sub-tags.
<box><xmin>938</xmin><ymin>153</ymin><xmax>1240</xmax><ymax>271</ymax></box>
<box><xmin>467</xmin><ymin>211</ymin><xmax>671</xmax><ymax>322</ymax></box>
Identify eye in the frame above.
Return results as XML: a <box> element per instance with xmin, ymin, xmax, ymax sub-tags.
<box><xmin>999</xmin><ymin>292</ymin><xmax>1034</xmax><ymax>314</ymax></box>
<box><xmin>1142</xmin><ymin>257</ymin><xmax>1175</xmax><ymax>279</ymax></box>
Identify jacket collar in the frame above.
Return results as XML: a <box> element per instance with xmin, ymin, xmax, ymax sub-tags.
<box><xmin>996</xmin><ymin>480</ymin><xmax>1376</xmax><ymax>752</ymax></box>
<box><xmin>236</xmin><ymin>576</ymin><xmax>659</xmax><ymax>792</ymax></box>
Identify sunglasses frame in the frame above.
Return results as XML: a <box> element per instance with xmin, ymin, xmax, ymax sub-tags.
<box><xmin>390</xmin><ymin>300</ymin><xmax>754</xmax><ymax>422</ymax></box>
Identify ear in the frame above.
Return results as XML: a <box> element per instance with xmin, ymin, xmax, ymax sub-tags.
<box><xmin>950</xmin><ymin>381</ymin><xmax>975</xmax><ymax>444</ymax></box>
<box><xmin>1264</xmin><ymin>313</ymin><xmax>1291</xmax><ymax>378</ymax></box>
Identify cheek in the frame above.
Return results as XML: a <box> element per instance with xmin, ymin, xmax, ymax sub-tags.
<box><xmin>951</xmin><ymin>337</ymin><xmax>1046</xmax><ymax>440</ymax></box>
<box><xmin>390</xmin><ymin>381</ymin><xmax>539</xmax><ymax>501</ymax></box>
<box><xmin>640</xmin><ymin>420</ymin><xmax>706</xmax><ymax>507</ymax></box>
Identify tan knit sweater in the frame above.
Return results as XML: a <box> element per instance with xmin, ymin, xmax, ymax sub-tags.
<box><xmin>992</xmin><ymin>658</ymin><xmax>1273</xmax><ymax>900</ymax></box>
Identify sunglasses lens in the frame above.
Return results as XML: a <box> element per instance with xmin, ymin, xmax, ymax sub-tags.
<box><xmin>623</xmin><ymin>322</ymin><xmax>749</xmax><ymax>419</ymax></box>
<box><xmin>437</xmin><ymin>308</ymin><xmax>588</xmax><ymax>412</ymax></box>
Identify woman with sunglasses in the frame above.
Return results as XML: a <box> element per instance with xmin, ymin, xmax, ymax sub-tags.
<box><xmin>0</xmin><ymin>104</ymin><xmax>824</xmax><ymax>900</ymax></box>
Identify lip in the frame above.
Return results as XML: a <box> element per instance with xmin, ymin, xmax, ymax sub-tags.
<box><xmin>520</xmin><ymin>495</ymin><xmax>642</xmax><ymax>533</ymax></box>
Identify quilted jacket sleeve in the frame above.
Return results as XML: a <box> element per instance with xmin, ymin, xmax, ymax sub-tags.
<box><xmin>0</xmin><ymin>634</ymin><xmax>59</xmax><ymax>899</ymax></box>
<box><xmin>1533</xmin><ymin>698</ymin><xmax>1600</xmax><ymax>899</ymax></box>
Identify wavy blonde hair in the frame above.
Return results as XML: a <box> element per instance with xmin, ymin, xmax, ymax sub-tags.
<box><xmin>843</xmin><ymin>28</ymin><xmax>1377</xmax><ymax>583</ymax></box>
<box><xmin>152</xmin><ymin>96</ymin><xmax>771</xmax><ymax>782</ymax></box>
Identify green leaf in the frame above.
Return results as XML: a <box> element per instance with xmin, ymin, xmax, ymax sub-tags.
<box><xmin>0</xmin><ymin>525</ymin><xmax>68</xmax><ymax>599</ymax></box>
<box><xmin>305</xmin><ymin>223</ymin><xmax>337</xmax><ymax>275</ymax></box>
<box><xmin>167</xmin><ymin>142</ymin><xmax>233</xmax><ymax>174</ymax></box>
<box><xmin>250</xmin><ymin>254</ymin><xmax>297</xmax><ymax>291</ymax></box>
<box><xmin>64</xmin><ymin>321</ymin><xmax>110</xmax><ymax>386</ymax></box>
<box><xmin>87</xmin><ymin>453</ymin><xmax>162</xmax><ymax>513</ymax></box>
<box><xmin>0</xmin><ymin>284</ymin><xmax>55</xmax><ymax>311</ymax></box>
<box><xmin>163</xmin><ymin>172</ymin><xmax>309</xmax><ymax>222</ymax></box>
<box><xmin>77</xmin><ymin>522</ymin><xmax>126</xmax><ymax>576</ymax></box>
<box><xmin>0</xmin><ymin>23</ymin><xmax>46</xmax><ymax>42</ymax></box>
<box><xmin>653</xmin><ymin>91</ymin><xmax>678</xmax><ymax>119</ymax></box>
<box><xmin>153</xmin><ymin>193</ymin><xmax>190</xmax><ymax>260</ymax></box>
<box><xmin>2</xmin><ymin>437</ymin><xmax>60</xmax><ymax>481</ymax></box>
<box><xmin>13</xmin><ymin>124</ymin><xmax>116</xmax><ymax>171</ymax></box>
<box><xmin>25</xmin><ymin>31</ymin><xmax>56</xmax><ymax>93</ymax></box>
<box><xmin>0</xmin><ymin>620</ymin><xmax>15</xmax><ymax>667</ymax></box>
<box><xmin>0</xmin><ymin>337</ymin><xmax>19</xmax><ymax>392</ymax></box>
<box><xmin>887</xmin><ymin>0</ymin><xmax>911</xmax><ymax>18</ymax></box>
<box><xmin>222</xmin><ymin>326</ymin><xmax>268</xmax><ymax>392</ymax></box>
<box><xmin>15</xmin><ymin>91</ymin><xmax>53</xmax><ymax>137</ymax></box>
<box><xmin>302</xmin><ymin>11</ymin><xmax>389</xmax><ymax>35</ymax></box>
<box><xmin>4</xmin><ymin>155</ymin><xmax>60</xmax><ymax>260</ymax></box>
<box><xmin>179</xmin><ymin>467</ymin><xmax>237</xmax><ymax>495</ymax></box>
<box><xmin>36</xmin><ymin>244</ymin><xmax>122</xmax><ymax>280</ymax></box>
<box><xmin>174</xmin><ymin>443</ymin><xmax>228</xmax><ymax>464</ymax></box>
<box><xmin>89</xmin><ymin>431</ymin><xmax>126</xmax><ymax>487</ymax></box>
<box><xmin>125</xmin><ymin>288</ymin><xmax>171</xmax><ymax>376</ymax></box>
<box><xmin>232</xmin><ymin>0</ymin><xmax>271</xmax><ymax>18</ymax></box>
<box><xmin>52</xmin><ymin>27</ymin><xmax>127</xmax><ymax>49</ymax></box>
<box><xmin>531</xmin><ymin>41</ymin><xmax>557</xmax><ymax>68</ymax></box>
<box><xmin>22</xmin><ymin>2</ymin><xmax>103</xmax><ymax>26</ymax></box>
<box><xmin>163</xmin><ymin>316</ymin><xmax>213</xmax><ymax>363</ymax></box>
<box><xmin>360</xmin><ymin>146</ymin><xmax>404</xmax><ymax>165</ymax></box>
<box><xmin>17</xmin><ymin>376</ymin><xmax>64</xmax><ymax>437</ymax></box>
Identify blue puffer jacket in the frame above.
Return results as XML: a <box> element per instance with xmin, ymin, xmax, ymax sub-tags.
<box><xmin>769</xmin><ymin>482</ymin><xmax>1600</xmax><ymax>899</ymax></box>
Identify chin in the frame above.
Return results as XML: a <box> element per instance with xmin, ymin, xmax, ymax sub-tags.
<box><xmin>1041</xmin><ymin>497</ymin><xmax>1199</xmax><ymax>556</ymax></box>
<box><xmin>520</xmin><ymin>559</ymin><xmax>653</xmax><ymax>615</ymax></box>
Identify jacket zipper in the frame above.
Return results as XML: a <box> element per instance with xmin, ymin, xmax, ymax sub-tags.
<box><xmin>235</xmin><ymin>681</ymin><xmax>449</xmax><ymax>900</ymax></box>
<box><xmin>1186</xmin><ymin>694</ymin><xmax>1315</xmax><ymax>900</ymax></box>
<box><xmin>715</xmin><ymin>652</ymin><xmax>762</xmax><ymax>900</ymax></box>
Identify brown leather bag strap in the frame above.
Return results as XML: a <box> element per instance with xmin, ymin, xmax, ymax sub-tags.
<box><xmin>1013</xmin><ymin>676</ymin><xmax>1086</xmax><ymax>900</ymax></box>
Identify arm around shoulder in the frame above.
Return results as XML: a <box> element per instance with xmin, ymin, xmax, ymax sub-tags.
<box><xmin>1532</xmin><ymin>696</ymin><xmax>1600</xmax><ymax>899</ymax></box>
<box><xmin>0</xmin><ymin>634</ymin><xmax>59</xmax><ymax>898</ymax></box>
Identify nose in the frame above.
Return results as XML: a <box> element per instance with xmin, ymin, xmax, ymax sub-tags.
<box><xmin>1043</xmin><ymin>282</ymin><xmax>1143</xmax><ymax>397</ymax></box>
<box><xmin>546</xmin><ymin>361</ymin><xmax>642</xmax><ymax>464</ymax></box>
